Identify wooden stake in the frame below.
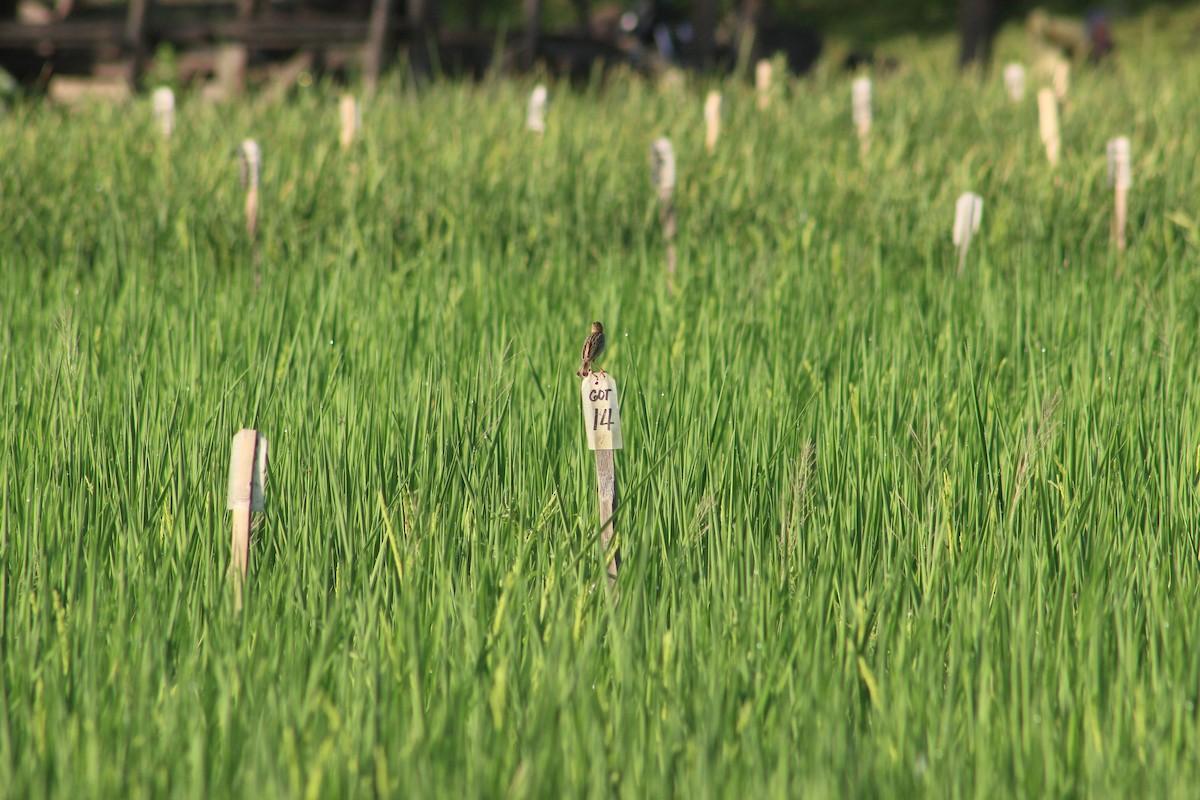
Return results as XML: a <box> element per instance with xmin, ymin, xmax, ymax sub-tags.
<box><xmin>852</xmin><ymin>77</ymin><xmax>872</xmax><ymax>156</ymax></box>
<box><xmin>1003</xmin><ymin>63</ymin><xmax>1025</xmax><ymax>102</ymax></box>
<box><xmin>1107</xmin><ymin>136</ymin><xmax>1131</xmax><ymax>254</ymax></box>
<box><xmin>755</xmin><ymin>60</ymin><xmax>772</xmax><ymax>110</ymax></box>
<box><xmin>152</xmin><ymin>86</ymin><xmax>175</xmax><ymax>139</ymax></box>
<box><xmin>704</xmin><ymin>90</ymin><xmax>721</xmax><ymax>153</ymax></box>
<box><xmin>1037</xmin><ymin>89</ymin><xmax>1060</xmax><ymax>167</ymax></box>
<box><xmin>527</xmin><ymin>84</ymin><xmax>548</xmax><ymax>135</ymax></box>
<box><xmin>339</xmin><ymin>94</ymin><xmax>360</xmax><ymax>149</ymax></box>
<box><xmin>227</xmin><ymin>428</ymin><xmax>268</xmax><ymax>612</ymax></box>
<box><xmin>364</xmin><ymin>0</ymin><xmax>395</xmax><ymax>95</ymax></box>
<box><xmin>581</xmin><ymin>372</ymin><xmax>623</xmax><ymax>593</ymax></box>
<box><xmin>239</xmin><ymin>139</ymin><xmax>261</xmax><ymax>239</ymax></box>
<box><xmin>649</xmin><ymin>137</ymin><xmax>677</xmax><ymax>288</ymax></box>
<box><xmin>953</xmin><ymin>191</ymin><xmax>984</xmax><ymax>276</ymax></box>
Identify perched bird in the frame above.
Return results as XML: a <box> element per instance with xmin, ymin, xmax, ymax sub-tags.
<box><xmin>576</xmin><ymin>321</ymin><xmax>606</xmax><ymax>377</ymax></box>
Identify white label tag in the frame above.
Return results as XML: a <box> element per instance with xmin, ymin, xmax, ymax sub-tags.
<box><xmin>581</xmin><ymin>373</ymin><xmax>623</xmax><ymax>451</ymax></box>
<box><xmin>1037</xmin><ymin>89</ymin><xmax>1060</xmax><ymax>166</ymax></box>
<box><xmin>528</xmin><ymin>85</ymin><xmax>548</xmax><ymax>133</ymax></box>
<box><xmin>1107</xmin><ymin>137</ymin><xmax>1131</xmax><ymax>189</ymax></box>
<box><xmin>755</xmin><ymin>60</ymin><xmax>772</xmax><ymax>109</ymax></box>
<box><xmin>239</xmin><ymin>140</ymin><xmax>261</xmax><ymax>189</ymax></box>
<box><xmin>852</xmin><ymin>77</ymin><xmax>872</xmax><ymax>133</ymax></box>
<box><xmin>953</xmin><ymin>192</ymin><xmax>983</xmax><ymax>246</ymax></box>
<box><xmin>152</xmin><ymin>86</ymin><xmax>175</xmax><ymax>137</ymax></box>
<box><xmin>704</xmin><ymin>91</ymin><xmax>721</xmax><ymax>151</ymax></box>
<box><xmin>1002</xmin><ymin>63</ymin><xmax>1025</xmax><ymax>102</ymax></box>
<box><xmin>250</xmin><ymin>434</ymin><xmax>268</xmax><ymax>512</ymax></box>
<box><xmin>650</xmin><ymin>138</ymin><xmax>675</xmax><ymax>198</ymax></box>
<box><xmin>227</xmin><ymin>429</ymin><xmax>268</xmax><ymax>511</ymax></box>
<box><xmin>340</xmin><ymin>95</ymin><xmax>360</xmax><ymax>147</ymax></box>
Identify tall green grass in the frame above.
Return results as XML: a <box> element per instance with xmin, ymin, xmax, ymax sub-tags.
<box><xmin>1</xmin><ymin>19</ymin><xmax>1200</xmax><ymax>798</ymax></box>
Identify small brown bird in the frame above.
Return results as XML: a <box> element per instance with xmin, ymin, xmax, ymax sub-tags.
<box><xmin>576</xmin><ymin>321</ymin><xmax>606</xmax><ymax>377</ymax></box>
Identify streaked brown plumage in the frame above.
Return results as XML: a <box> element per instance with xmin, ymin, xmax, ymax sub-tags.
<box><xmin>576</xmin><ymin>321</ymin><xmax>606</xmax><ymax>377</ymax></box>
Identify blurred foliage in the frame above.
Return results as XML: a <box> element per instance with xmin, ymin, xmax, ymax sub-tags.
<box><xmin>460</xmin><ymin>0</ymin><xmax>1199</xmax><ymax>44</ymax></box>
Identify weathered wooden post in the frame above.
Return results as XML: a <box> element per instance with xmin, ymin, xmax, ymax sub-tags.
<box><xmin>755</xmin><ymin>59</ymin><xmax>772</xmax><ymax>110</ymax></box>
<box><xmin>704</xmin><ymin>90</ymin><xmax>721</xmax><ymax>153</ymax></box>
<box><xmin>152</xmin><ymin>86</ymin><xmax>175</xmax><ymax>139</ymax></box>
<box><xmin>1003</xmin><ymin>63</ymin><xmax>1025</xmax><ymax>102</ymax></box>
<box><xmin>953</xmin><ymin>191</ymin><xmax>984</xmax><ymax>276</ymax></box>
<box><xmin>1037</xmin><ymin>89</ymin><xmax>1060</xmax><ymax>167</ymax></box>
<box><xmin>1107</xmin><ymin>136</ymin><xmax>1131</xmax><ymax>254</ymax></box>
<box><xmin>339</xmin><ymin>94</ymin><xmax>360</xmax><ymax>149</ymax></box>
<box><xmin>238</xmin><ymin>139</ymin><xmax>261</xmax><ymax>239</ymax></box>
<box><xmin>227</xmin><ymin>428</ymin><xmax>268</xmax><ymax>612</ymax></box>
<box><xmin>852</xmin><ymin>76</ymin><xmax>872</xmax><ymax>156</ymax></box>
<box><xmin>580</xmin><ymin>370</ymin><xmax>623</xmax><ymax>594</ymax></box>
<box><xmin>527</xmin><ymin>84</ymin><xmax>548</xmax><ymax>135</ymax></box>
<box><xmin>649</xmin><ymin>137</ymin><xmax>677</xmax><ymax>289</ymax></box>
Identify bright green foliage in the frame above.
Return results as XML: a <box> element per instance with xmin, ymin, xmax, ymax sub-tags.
<box><xmin>2</xmin><ymin>21</ymin><xmax>1200</xmax><ymax>800</ymax></box>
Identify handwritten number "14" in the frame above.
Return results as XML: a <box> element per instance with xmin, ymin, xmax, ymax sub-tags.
<box><xmin>592</xmin><ymin>408</ymin><xmax>613</xmax><ymax>431</ymax></box>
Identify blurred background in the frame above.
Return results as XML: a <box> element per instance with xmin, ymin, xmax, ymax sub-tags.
<box><xmin>0</xmin><ymin>1</ymin><xmax>1190</xmax><ymax>97</ymax></box>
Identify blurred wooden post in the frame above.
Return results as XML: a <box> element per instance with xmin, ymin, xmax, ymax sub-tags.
<box><xmin>704</xmin><ymin>91</ymin><xmax>721</xmax><ymax>153</ymax></box>
<box><xmin>239</xmin><ymin>139</ymin><xmax>261</xmax><ymax>240</ymax></box>
<box><xmin>1037</xmin><ymin>88</ymin><xmax>1060</xmax><ymax>167</ymax></box>
<box><xmin>755</xmin><ymin>59</ymin><xmax>772</xmax><ymax>110</ymax></box>
<box><xmin>581</xmin><ymin>372</ymin><xmax>623</xmax><ymax>594</ymax></box>
<box><xmin>649</xmin><ymin>138</ymin><xmax>677</xmax><ymax>289</ymax></box>
<box><xmin>124</xmin><ymin>0</ymin><xmax>149</xmax><ymax>82</ymax></box>
<box><xmin>953</xmin><ymin>191</ymin><xmax>984</xmax><ymax>275</ymax></box>
<box><xmin>227</xmin><ymin>428</ymin><xmax>268</xmax><ymax>612</ymax></box>
<box><xmin>1107</xmin><ymin>137</ymin><xmax>1131</xmax><ymax>253</ymax></box>
<box><xmin>340</xmin><ymin>94</ymin><xmax>360</xmax><ymax>148</ymax></box>
<box><xmin>365</xmin><ymin>0</ymin><xmax>394</xmax><ymax>95</ymax></box>
<box><xmin>852</xmin><ymin>77</ymin><xmax>871</xmax><ymax>156</ymax></box>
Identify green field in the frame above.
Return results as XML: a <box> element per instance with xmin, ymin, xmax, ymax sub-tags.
<box><xmin>3</xmin><ymin>13</ymin><xmax>1200</xmax><ymax>798</ymax></box>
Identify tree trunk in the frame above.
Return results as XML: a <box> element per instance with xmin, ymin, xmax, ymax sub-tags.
<box><xmin>960</xmin><ymin>0</ymin><xmax>997</xmax><ymax>68</ymax></box>
<box><xmin>407</xmin><ymin>0</ymin><xmax>440</xmax><ymax>78</ymax></box>
<box><xmin>693</xmin><ymin>0</ymin><xmax>718</xmax><ymax>68</ymax></box>
<box><xmin>522</xmin><ymin>0</ymin><xmax>541</xmax><ymax>71</ymax></box>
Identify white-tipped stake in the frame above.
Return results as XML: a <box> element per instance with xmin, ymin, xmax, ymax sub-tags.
<box><xmin>1052</xmin><ymin>60</ymin><xmax>1070</xmax><ymax>103</ymax></box>
<box><xmin>755</xmin><ymin>60</ymin><xmax>773</xmax><ymax>110</ymax></box>
<box><xmin>152</xmin><ymin>86</ymin><xmax>175</xmax><ymax>138</ymax></box>
<box><xmin>1003</xmin><ymin>63</ymin><xmax>1025</xmax><ymax>102</ymax></box>
<box><xmin>852</xmin><ymin>77</ymin><xmax>872</xmax><ymax>154</ymax></box>
<box><xmin>238</xmin><ymin>139</ymin><xmax>261</xmax><ymax>238</ymax></box>
<box><xmin>953</xmin><ymin>192</ymin><xmax>984</xmax><ymax>275</ymax></box>
<box><xmin>527</xmin><ymin>84</ymin><xmax>548</xmax><ymax>135</ymax></box>
<box><xmin>581</xmin><ymin>371</ymin><xmax>623</xmax><ymax>595</ymax></box>
<box><xmin>650</xmin><ymin>137</ymin><xmax>675</xmax><ymax>202</ymax></box>
<box><xmin>704</xmin><ymin>90</ymin><xmax>721</xmax><ymax>153</ymax></box>
<box><xmin>1037</xmin><ymin>89</ymin><xmax>1060</xmax><ymax>167</ymax></box>
<box><xmin>339</xmin><ymin>94</ymin><xmax>360</xmax><ymax>149</ymax></box>
<box><xmin>227</xmin><ymin>428</ymin><xmax>268</xmax><ymax>612</ymax></box>
<box><xmin>649</xmin><ymin>137</ymin><xmax>677</xmax><ymax>286</ymax></box>
<box><xmin>1107</xmin><ymin>136</ymin><xmax>1132</xmax><ymax>253</ymax></box>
